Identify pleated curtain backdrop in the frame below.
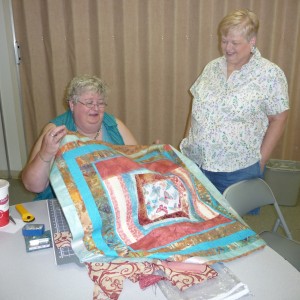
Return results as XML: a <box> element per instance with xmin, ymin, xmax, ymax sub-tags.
<box><xmin>12</xmin><ymin>0</ymin><xmax>300</xmax><ymax>160</ymax></box>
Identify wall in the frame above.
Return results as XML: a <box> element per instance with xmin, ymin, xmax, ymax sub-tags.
<box><xmin>0</xmin><ymin>0</ymin><xmax>27</xmax><ymax>178</ymax></box>
<box><xmin>12</xmin><ymin>0</ymin><xmax>300</xmax><ymax>161</ymax></box>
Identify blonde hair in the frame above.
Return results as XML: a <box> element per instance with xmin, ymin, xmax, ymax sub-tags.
<box><xmin>218</xmin><ymin>9</ymin><xmax>259</xmax><ymax>41</ymax></box>
<box><xmin>66</xmin><ymin>74</ymin><xmax>108</xmax><ymax>103</ymax></box>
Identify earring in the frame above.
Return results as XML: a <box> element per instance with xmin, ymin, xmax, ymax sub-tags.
<box><xmin>251</xmin><ymin>45</ymin><xmax>256</xmax><ymax>54</ymax></box>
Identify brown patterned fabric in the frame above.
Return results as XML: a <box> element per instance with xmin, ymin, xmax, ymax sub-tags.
<box><xmin>85</xmin><ymin>260</ymin><xmax>218</xmax><ymax>300</ymax></box>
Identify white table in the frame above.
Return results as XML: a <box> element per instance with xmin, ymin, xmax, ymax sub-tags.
<box><xmin>1</xmin><ymin>200</ymin><xmax>300</xmax><ymax>300</ymax></box>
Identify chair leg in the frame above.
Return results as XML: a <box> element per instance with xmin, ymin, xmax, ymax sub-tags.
<box><xmin>273</xmin><ymin>203</ymin><xmax>293</xmax><ymax>240</ymax></box>
<box><xmin>273</xmin><ymin>218</ymin><xmax>281</xmax><ymax>232</ymax></box>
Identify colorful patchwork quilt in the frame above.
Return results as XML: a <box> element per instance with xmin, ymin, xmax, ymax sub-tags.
<box><xmin>49</xmin><ymin>132</ymin><xmax>265</xmax><ymax>264</ymax></box>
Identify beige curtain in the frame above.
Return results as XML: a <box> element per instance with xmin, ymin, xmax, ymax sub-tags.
<box><xmin>12</xmin><ymin>0</ymin><xmax>300</xmax><ymax>161</ymax></box>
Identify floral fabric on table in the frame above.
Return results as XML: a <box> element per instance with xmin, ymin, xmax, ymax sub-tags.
<box><xmin>53</xmin><ymin>228</ymin><xmax>219</xmax><ymax>299</ymax></box>
<box><xmin>85</xmin><ymin>260</ymin><xmax>218</xmax><ymax>300</ymax></box>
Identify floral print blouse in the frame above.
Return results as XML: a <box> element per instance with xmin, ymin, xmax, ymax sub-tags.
<box><xmin>180</xmin><ymin>48</ymin><xmax>289</xmax><ymax>172</ymax></box>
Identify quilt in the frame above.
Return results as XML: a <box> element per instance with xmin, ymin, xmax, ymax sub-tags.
<box><xmin>49</xmin><ymin>132</ymin><xmax>265</xmax><ymax>265</ymax></box>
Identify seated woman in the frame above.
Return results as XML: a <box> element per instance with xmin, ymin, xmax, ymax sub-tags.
<box><xmin>22</xmin><ymin>74</ymin><xmax>138</xmax><ymax>200</ymax></box>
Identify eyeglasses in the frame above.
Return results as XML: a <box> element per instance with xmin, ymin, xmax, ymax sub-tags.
<box><xmin>77</xmin><ymin>100</ymin><xmax>107</xmax><ymax>109</ymax></box>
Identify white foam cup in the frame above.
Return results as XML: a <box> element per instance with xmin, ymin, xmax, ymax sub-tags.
<box><xmin>0</xmin><ymin>179</ymin><xmax>10</xmax><ymax>227</ymax></box>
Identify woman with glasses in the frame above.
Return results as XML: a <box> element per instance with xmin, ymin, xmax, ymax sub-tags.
<box><xmin>22</xmin><ymin>74</ymin><xmax>137</xmax><ymax>200</ymax></box>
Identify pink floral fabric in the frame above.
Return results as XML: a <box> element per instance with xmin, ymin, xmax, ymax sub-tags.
<box><xmin>85</xmin><ymin>260</ymin><xmax>218</xmax><ymax>300</ymax></box>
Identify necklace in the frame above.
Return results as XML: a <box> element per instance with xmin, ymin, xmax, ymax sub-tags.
<box><xmin>75</xmin><ymin>125</ymin><xmax>102</xmax><ymax>140</ymax></box>
<box><xmin>93</xmin><ymin>127</ymin><xmax>101</xmax><ymax>140</ymax></box>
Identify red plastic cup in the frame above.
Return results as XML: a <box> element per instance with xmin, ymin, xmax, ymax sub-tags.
<box><xmin>0</xmin><ymin>179</ymin><xmax>10</xmax><ymax>227</ymax></box>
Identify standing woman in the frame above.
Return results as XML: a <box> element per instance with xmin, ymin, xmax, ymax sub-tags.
<box><xmin>22</xmin><ymin>75</ymin><xmax>138</xmax><ymax>200</ymax></box>
<box><xmin>180</xmin><ymin>9</ymin><xmax>289</xmax><ymax>194</ymax></box>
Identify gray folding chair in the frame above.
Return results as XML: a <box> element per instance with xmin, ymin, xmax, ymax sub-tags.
<box><xmin>223</xmin><ymin>178</ymin><xmax>300</xmax><ymax>272</ymax></box>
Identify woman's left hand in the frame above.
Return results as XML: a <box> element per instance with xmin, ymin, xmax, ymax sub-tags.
<box><xmin>153</xmin><ymin>139</ymin><xmax>160</xmax><ymax>144</ymax></box>
<box><xmin>259</xmin><ymin>160</ymin><xmax>265</xmax><ymax>174</ymax></box>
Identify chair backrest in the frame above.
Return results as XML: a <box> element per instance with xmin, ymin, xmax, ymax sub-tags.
<box><xmin>223</xmin><ymin>178</ymin><xmax>276</xmax><ymax>216</ymax></box>
<box><xmin>223</xmin><ymin>178</ymin><xmax>293</xmax><ymax>239</ymax></box>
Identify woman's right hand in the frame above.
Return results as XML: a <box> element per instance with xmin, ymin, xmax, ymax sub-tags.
<box><xmin>22</xmin><ymin>124</ymin><xmax>67</xmax><ymax>193</ymax></box>
<box><xmin>39</xmin><ymin>125</ymin><xmax>67</xmax><ymax>162</ymax></box>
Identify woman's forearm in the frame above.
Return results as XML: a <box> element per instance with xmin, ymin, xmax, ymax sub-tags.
<box><xmin>21</xmin><ymin>152</ymin><xmax>53</xmax><ymax>193</ymax></box>
<box><xmin>260</xmin><ymin>110</ymin><xmax>289</xmax><ymax>168</ymax></box>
